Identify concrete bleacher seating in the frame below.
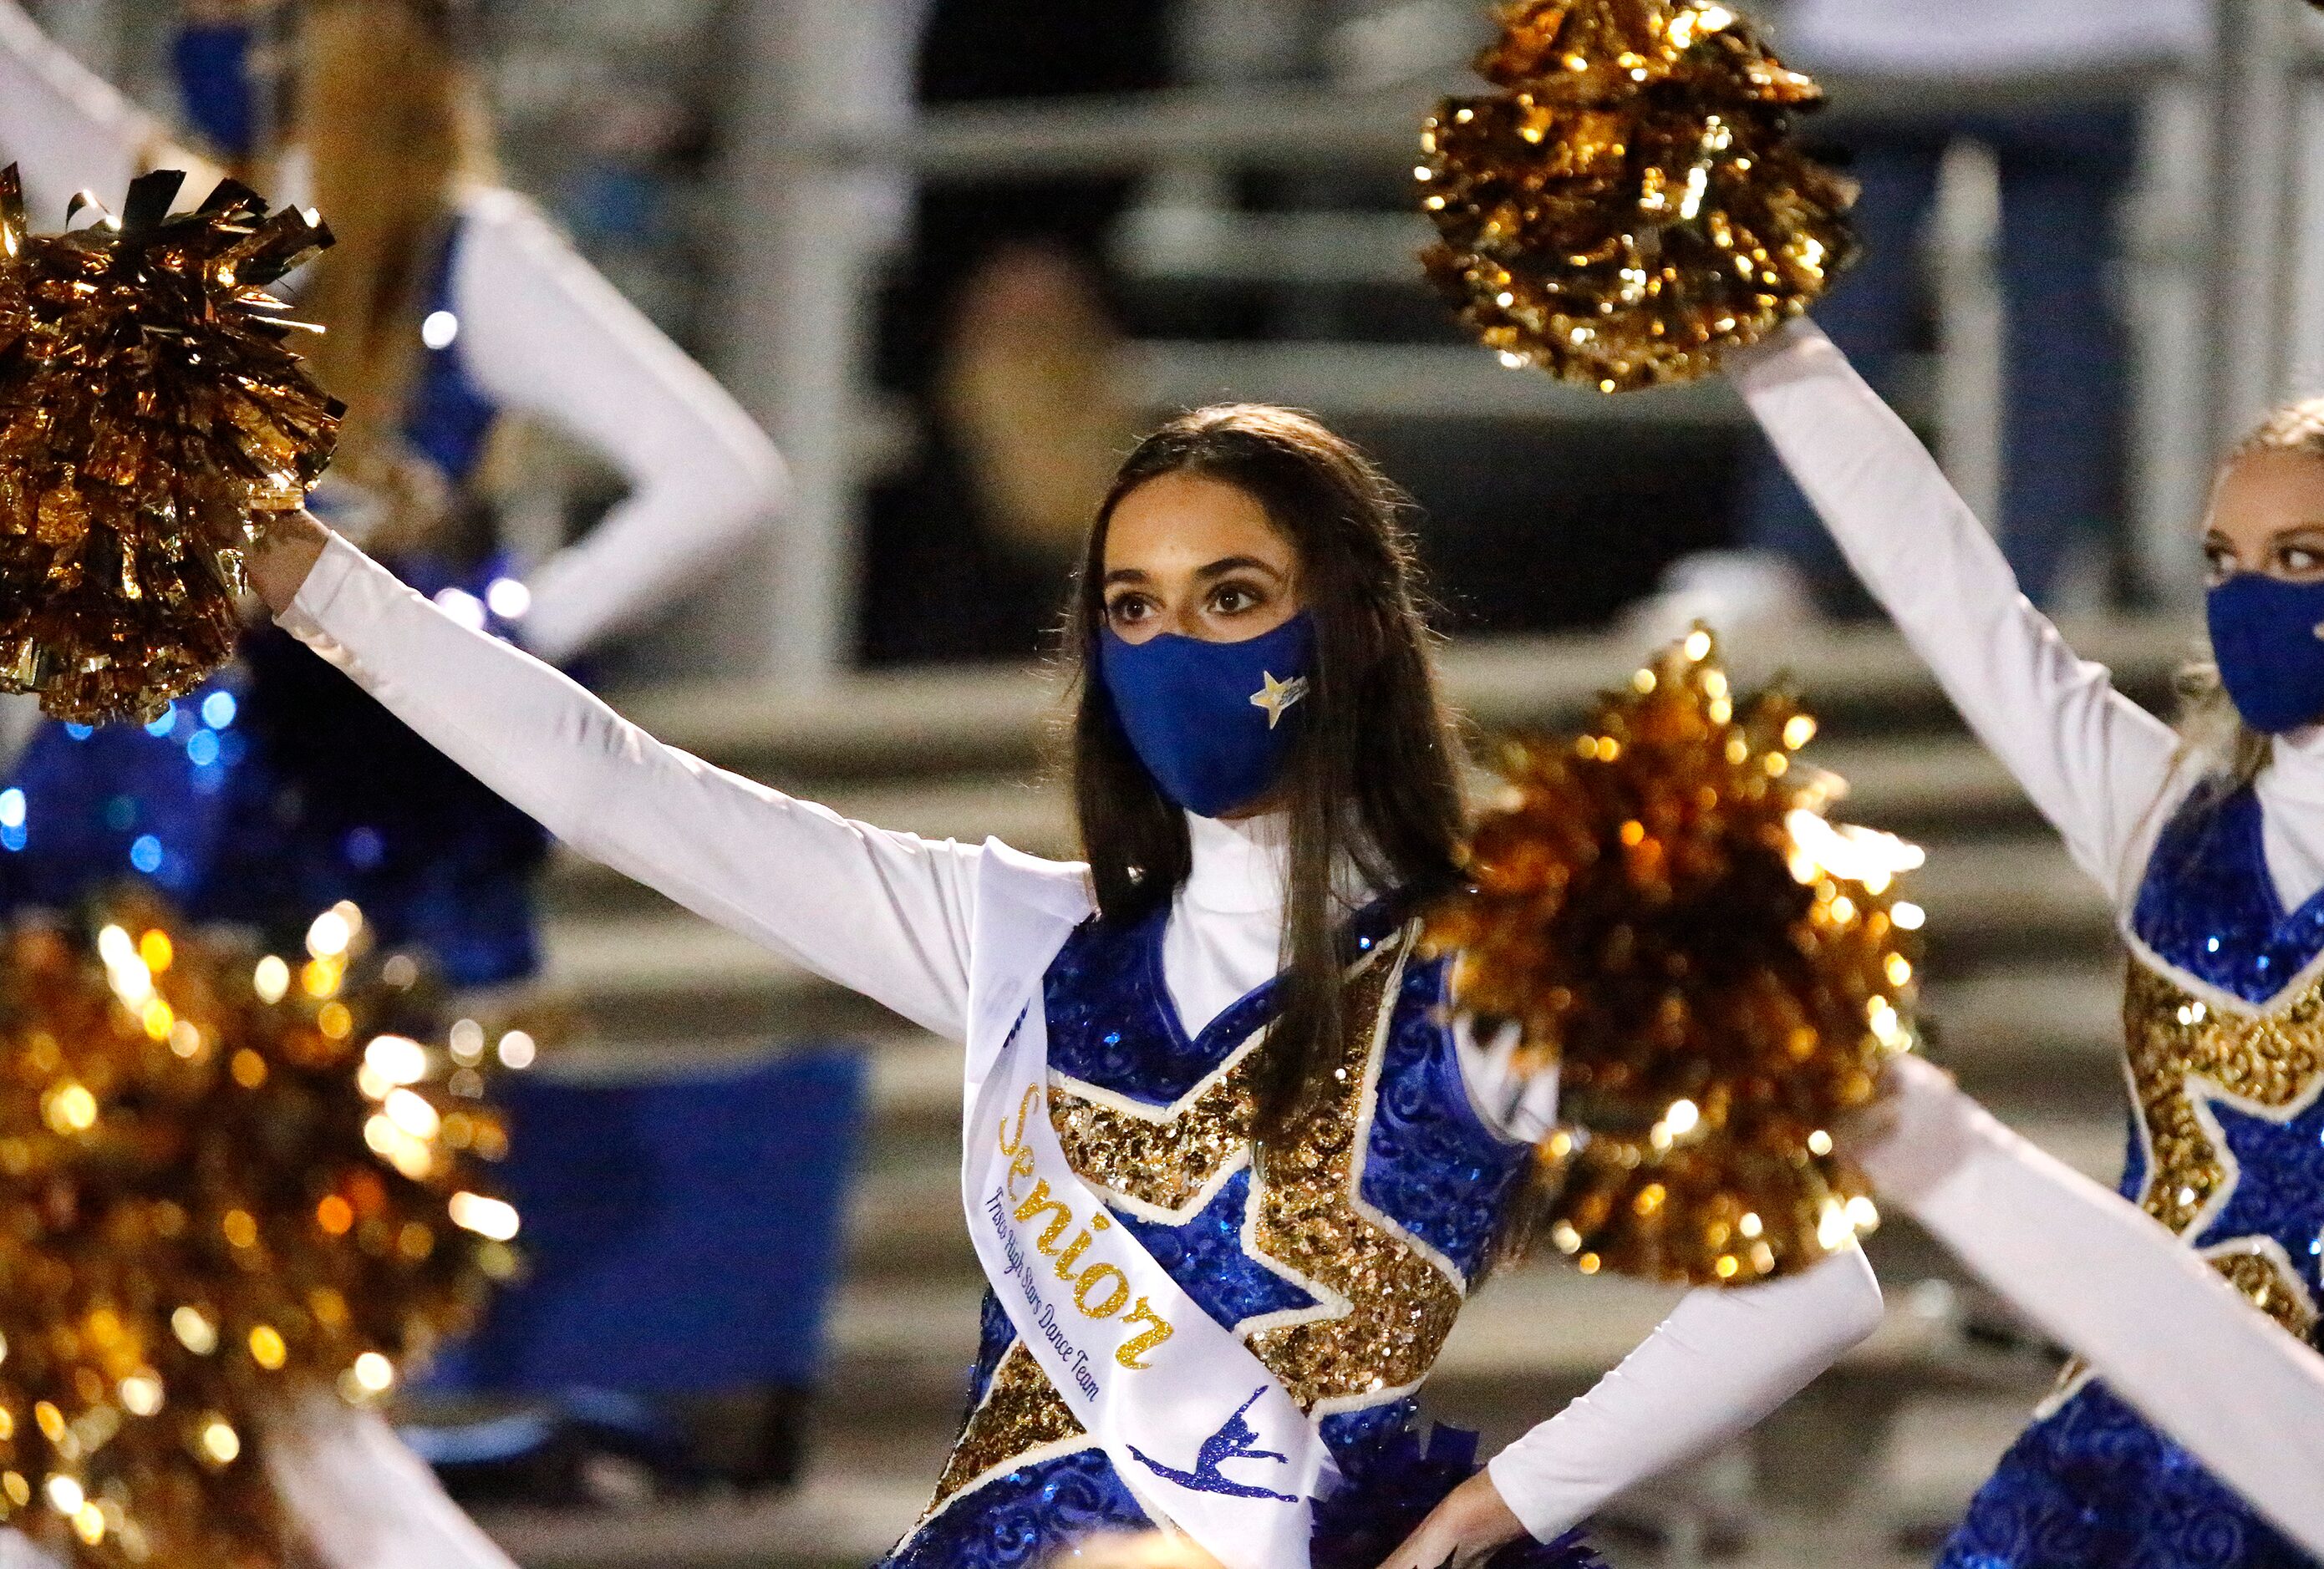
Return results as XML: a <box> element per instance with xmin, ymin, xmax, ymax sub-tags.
<box><xmin>475</xmin><ymin>613</ymin><xmax>2192</xmax><ymax>1569</ymax></box>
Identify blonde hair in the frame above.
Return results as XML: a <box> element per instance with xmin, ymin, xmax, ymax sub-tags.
<box><xmin>2240</xmin><ymin>398</ymin><xmax>2324</xmax><ymax>462</ymax></box>
<box><xmin>2175</xmin><ymin>395</ymin><xmax>2324</xmax><ymax>794</ymax></box>
<box><xmin>287</xmin><ymin>0</ymin><xmax>497</xmax><ymax>548</ymax></box>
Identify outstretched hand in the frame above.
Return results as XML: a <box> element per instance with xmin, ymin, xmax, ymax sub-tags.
<box><xmin>1375</xmin><ymin>1471</ymin><xmax>1528</xmax><ymax>1569</ymax></box>
<box><xmin>247</xmin><ymin>509</ymin><xmax>332</xmax><ymax>617</ymax></box>
<box><xmin>1835</xmin><ymin>1052</ymin><xmax>1975</xmax><ymax>1204</ymax></box>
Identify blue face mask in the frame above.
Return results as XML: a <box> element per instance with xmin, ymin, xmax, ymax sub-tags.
<box><xmin>1100</xmin><ymin>614</ymin><xmax>1316</xmax><ymax>820</ymax></box>
<box><xmin>2207</xmin><ymin>572</ymin><xmax>2324</xmax><ymax>734</ymax></box>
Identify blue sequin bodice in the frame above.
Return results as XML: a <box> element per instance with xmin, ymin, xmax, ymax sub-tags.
<box><xmin>1042</xmin><ymin>899</ymin><xmax>1524</xmax><ymax>1288</ymax></box>
<box><xmin>1938</xmin><ymin>783</ymin><xmax>2324</xmax><ymax>1569</ymax></box>
<box><xmin>0</xmin><ymin>550</ymin><xmax>544</xmax><ymax>989</ymax></box>
<box><xmin>882</xmin><ymin>902</ymin><xmax>1588</xmax><ymax>1569</ymax></box>
<box><xmin>2132</xmin><ymin>784</ymin><xmax>2324</xmax><ymax>1004</ymax></box>
<box><xmin>2116</xmin><ymin>785</ymin><xmax>2324</xmax><ymax>1339</ymax></box>
<box><xmin>1940</xmin><ymin>1384</ymin><xmax>2314</xmax><ymax>1569</ymax></box>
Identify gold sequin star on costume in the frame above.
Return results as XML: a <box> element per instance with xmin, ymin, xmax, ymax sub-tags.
<box><xmin>2118</xmin><ymin>956</ymin><xmax>2324</xmax><ymax>1339</ymax></box>
<box><xmin>923</xmin><ymin>926</ymin><xmax>1474</xmax><ymax>1518</ymax></box>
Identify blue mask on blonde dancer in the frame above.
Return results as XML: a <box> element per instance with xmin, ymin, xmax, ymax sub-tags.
<box><xmin>2207</xmin><ymin>572</ymin><xmax>2324</xmax><ymax>734</ymax></box>
<box><xmin>1100</xmin><ymin>614</ymin><xmax>1315</xmax><ymax>820</ymax></box>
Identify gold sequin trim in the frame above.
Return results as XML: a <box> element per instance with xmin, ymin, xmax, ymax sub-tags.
<box><xmin>928</xmin><ymin>1341</ymin><xmax>1086</xmax><ymax>1511</ymax></box>
<box><xmin>1248</xmin><ymin>933</ymin><xmax>1465</xmax><ymax>1409</ymax></box>
<box><xmin>928</xmin><ymin>924</ymin><xmax>1467</xmax><ymax>1516</ymax></box>
<box><xmin>1051</xmin><ymin>1050</ymin><xmax>1259</xmax><ymax>1213</ymax></box>
<box><xmin>2121</xmin><ymin>958</ymin><xmax>2323</xmax><ymax>1338</ymax></box>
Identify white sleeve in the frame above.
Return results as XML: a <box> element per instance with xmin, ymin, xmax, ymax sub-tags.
<box><xmin>1455</xmin><ymin>1020</ymin><xmax>1561</xmax><ymax>1145</ymax></box>
<box><xmin>277</xmin><ymin>533</ymin><xmax>984</xmax><ymax>1039</ymax></box>
<box><xmin>447</xmin><ymin>189</ymin><xmax>788</xmax><ymax>665</ymax></box>
<box><xmin>0</xmin><ymin>1531</ymin><xmax>59</xmax><ymax>1567</ymax></box>
<box><xmin>1860</xmin><ymin>1054</ymin><xmax>2324</xmax><ymax>1558</ymax></box>
<box><xmin>1484</xmin><ymin>1243</ymin><xmax>1884</xmax><ymax>1541</ymax></box>
<box><xmin>263</xmin><ymin>1396</ymin><xmax>513</xmax><ymax>1569</ymax></box>
<box><xmin>1734</xmin><ymin>321</ymin><xmax>2183</xmax><ymax>905</ymax></box>
<box><xmin>0</xmin><ymin>0</ymin><xmax>185</xmax><ymax>221</ymax></box>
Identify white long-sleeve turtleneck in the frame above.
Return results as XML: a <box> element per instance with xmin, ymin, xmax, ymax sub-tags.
<box><xmin>1740</xmin><ymin>319</ymin><xmax>2324</xmax><ymax>922</ymax></box>
<box><xmin>1164</xmin><ymin>811</ymin><xmax>1559</xmax><ymax>1141</ymax></box>
<box><xmin>2255</xmin><ymin>729</ymin><xmax>2324</xmax><ymax>916</ymax></box>
<box><xmin>1163</xmin><ymin>810</ymin><xmax>1294</xmax><ymax>1037</ymax></box>
<box><xmin>1738</xmin><ymin>322</ymin><xmax>2184</xmax><ymax>904</ymax></box>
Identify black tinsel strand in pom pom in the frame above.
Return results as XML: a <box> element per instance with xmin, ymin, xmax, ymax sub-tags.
<box><xmin>0</xmin><ymin>165</ymin><xmax>339</xmax><ymax>724</ymax></box>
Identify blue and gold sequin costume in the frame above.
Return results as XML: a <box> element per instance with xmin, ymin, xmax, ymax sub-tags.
<box><xmin>0</xmin><ymin>220</ymin><xmax>549</xmax><ymax>988</ymax></box>
<box><xmin>1940</xmin><ymin>784</ymin><xmax>2324</xmax><ymax>1569</ymax></box>
<box><xmin>881</xmin><ymin>901</ymin><xmax>1602</xmax><ymax>1569</ymax></box>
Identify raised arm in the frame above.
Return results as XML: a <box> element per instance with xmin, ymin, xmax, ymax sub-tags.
<box><xmin>1857</xmin><ymin>1054</ymin><xmax>2324</xmax><ymax>1556</ymax></box>
<box><xmin>1735</xmin><ymin>322</ymin><xmax>2182</xmax><ymax>904</ymax></box>
<box><xmin>262</xmin><ymin>525</ymin><xmax>984</xmax><ymax>1040</ymax></box>
<box><xmin>0</xmin><ymin>0</ymin><xmax>200</xmax><ymax>221</ymax></box>
<box><xmin>1441</xmin><ymin>1050</ymin><xmax>2324</xmax><ymax>1563</ymax></box>
<box><xmin>447</xmin><ymin>188</ymin><xmax>787</xmax><ymax>666</ymax></box>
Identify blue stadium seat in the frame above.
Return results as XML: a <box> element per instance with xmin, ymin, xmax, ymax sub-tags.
<box><xmin>405</xmin><ymin>1045</ymin><xmax>869</xmax><ymax>1497</ymax></box>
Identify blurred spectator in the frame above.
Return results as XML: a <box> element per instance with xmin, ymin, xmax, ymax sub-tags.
<box><xmin>555</xmin><ymin>89</ymin><xmax>693</xmax><ymax>275</ymax></box>
<box><xmin>938</xmin><ymin>241</ymin><xmax>1135</xmax><ymax>569</ymax></box>
<box><xmin>860</xmin><ymin>0</ymin><xmax>1166</xmax><ymax>666</ymax></box>
<box><xmin>1645</xmin><ymin>0</ymin><xmax>2204</xmax><ymax>636</ymax></box>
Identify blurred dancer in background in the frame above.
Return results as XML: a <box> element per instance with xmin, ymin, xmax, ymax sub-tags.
<box><xmin>0</xmin><ymin>0</ymin><xmax>783</xmax><ymax>990</ymax></box>
<box><xmin>0</xmin><ymin>1</ymin><xmax>783</xmax><ymax>1561</ymax></box>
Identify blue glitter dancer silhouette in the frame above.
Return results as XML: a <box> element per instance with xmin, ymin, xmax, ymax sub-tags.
<box><xmin>1128</xmin><ymin>1388</ymin><xmax>1299</xmax><ymax>1502</ymax></box>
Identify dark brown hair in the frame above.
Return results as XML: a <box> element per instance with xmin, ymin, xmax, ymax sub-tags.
<box><xmin>1066</xmin><ymin>406</ymin><xmax>1467</xmax><ymax>1140</ymax></box>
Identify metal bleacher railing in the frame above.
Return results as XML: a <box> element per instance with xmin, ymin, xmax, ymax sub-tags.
<box><xmin>708</xmin><ymin>0</ymin><xmax>2324</xmax><ymax>685</ymax></box>
<box><xmin>8</xmin><ymin>3</ymin><xmax>2314</xmax><ymax>1565</ymax></box>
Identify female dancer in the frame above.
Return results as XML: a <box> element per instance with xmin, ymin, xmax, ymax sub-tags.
<box><xmin>0</xmin><ymin>3</ymin><xmax>781</xmax><ymax>1566</ymax></box>
<box><xmin>0</xmin><ymin>0</ymin><xmax>785</xmax><ymax>985</ymax></box>
<box><xmin>243</xmin><ymin>386</ymin><xmax>2324</xmax><ymax>1567</ymax></box>
<box><xmin>1734</xmin><ymin>317</ymin><xmax>2324</xmax><ymax>1566</ymax></box>
<box><xmin>247</xmin><ymin>404</ymin><xmax>1889</xmax><ymax>1568</ymax></box>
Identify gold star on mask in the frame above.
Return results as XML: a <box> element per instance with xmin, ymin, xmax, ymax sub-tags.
<box><xmin>1249</xmin><ymin>671</ymin><xmax>1309</xmax><ymax>729</ymax></box>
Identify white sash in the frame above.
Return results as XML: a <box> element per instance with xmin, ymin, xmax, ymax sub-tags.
<box><xmin>959</xmin><ymin>845</ymin><xmax>1332</xmax><ymax>1569</ymax></box>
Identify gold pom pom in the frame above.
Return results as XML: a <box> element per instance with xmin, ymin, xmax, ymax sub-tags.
<box><xmin>1424</xmin><ymin>631</ymin><xmax>1921</xmax><ymax>1285</ymax></box>
<box><xmin>1419</xmin><ymin>0</ymin><xmax>1858</xmax><ymax>391</ymax></box>
<box><xmin>0</xmin><ymin>165</ymin><xmax>340</xmax><ymax>725</ymax></box>
<box><xmin>0</xmin><ymin>896</ymin><xmax>514</xmax><ymax>1566</ymax></box>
